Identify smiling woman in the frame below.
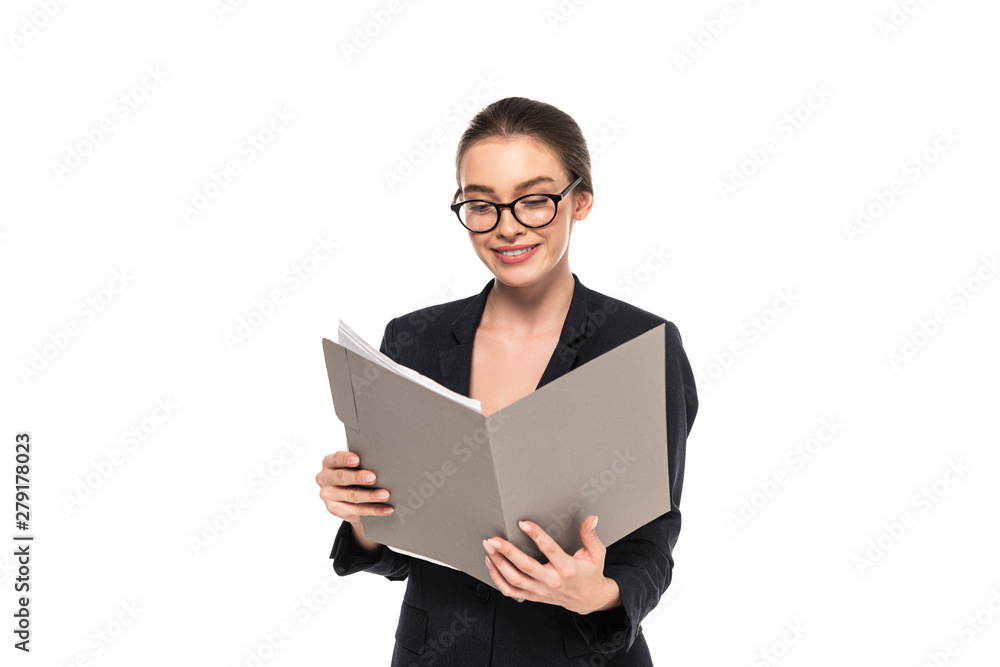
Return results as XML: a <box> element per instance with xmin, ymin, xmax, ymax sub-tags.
<box><xmin>316</xmin><ymin>96</ymin><xmax>699</xmax><ymax>666</ymax></box>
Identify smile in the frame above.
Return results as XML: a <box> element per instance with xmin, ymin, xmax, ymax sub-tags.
<box><xmin>491</xmin><ymin>243</ymin><xmax>540</xmax><ymax>264</ymax></box>
<box><xmin>495</xmin><ymin>245</ymin><xmax>538</xmax><ymax>256</ymax></box>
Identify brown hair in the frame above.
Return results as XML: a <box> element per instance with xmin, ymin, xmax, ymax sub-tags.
<box><xmin>453</xmin><ymin>96</ymin><xmax>593</xmax><ymax>204</ymax></box>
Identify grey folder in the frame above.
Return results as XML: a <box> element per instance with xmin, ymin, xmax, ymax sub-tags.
<box><xmin>322</xmin><ymin>322</ymin><xmax>668</xmax><ymax>590</ymax></box>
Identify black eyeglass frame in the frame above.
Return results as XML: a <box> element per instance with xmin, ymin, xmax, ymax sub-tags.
<box><xmin>450</xmin><ymin>175</ymin><xmax>584</xmax><ymax>233</ymax></box>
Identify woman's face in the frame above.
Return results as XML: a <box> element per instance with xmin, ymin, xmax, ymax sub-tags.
<box><xmin>457</xmin><ymin>136</ymin><xmax>592</xmax><ymax>288</ymax></box>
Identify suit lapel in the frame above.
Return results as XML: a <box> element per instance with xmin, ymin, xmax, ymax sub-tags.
<box><xmin>438</xmin><ymin>272</ymin><xmax>592</xmax><ymax>398</ymax></box>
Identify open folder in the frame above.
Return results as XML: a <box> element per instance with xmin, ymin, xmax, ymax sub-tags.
<box><xmin>322</xmin><ymin>320</ymin><xmax>669</xmax><ymax>590</ymax></box>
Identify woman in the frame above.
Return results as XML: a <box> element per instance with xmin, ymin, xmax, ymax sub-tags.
<box><xmin>316</xmin><ymin>97</ymin><xmax>698</xmax><ymax>666</ymax></box>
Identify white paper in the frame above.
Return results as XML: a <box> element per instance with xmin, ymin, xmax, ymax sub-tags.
<box><xmin>337</xmin><ymin>319</ymin><xmax>482</xmax><ymax>413</ymax></box>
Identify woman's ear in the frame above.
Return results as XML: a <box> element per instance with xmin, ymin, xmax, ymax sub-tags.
<box><xmin>572</xmin><ymin>190</ymin><xmax>594</xmax><ymax>221</ymax></box>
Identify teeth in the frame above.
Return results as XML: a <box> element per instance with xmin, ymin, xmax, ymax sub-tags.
<box><xmin>498</xmin><ymin>245</ymin><xmax>535</xmax><ymax>256</ymax></box>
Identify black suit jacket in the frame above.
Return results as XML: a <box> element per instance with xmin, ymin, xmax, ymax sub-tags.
<box><xmin>330</xmin><ymin>272</ymin><xmax>698</xmax><ymax>666</ymax></box>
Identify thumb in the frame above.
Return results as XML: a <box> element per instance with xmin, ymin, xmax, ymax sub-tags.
<box><xmin>580</xmin><ymin>515</ymin><xmax>604</xmax><ymax>553</ymax></box>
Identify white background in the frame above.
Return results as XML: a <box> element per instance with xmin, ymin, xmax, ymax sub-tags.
<box><xmin>2</xmin><ymin>0</ymin><xmax>999</xmax><ymax>665</ymax></box>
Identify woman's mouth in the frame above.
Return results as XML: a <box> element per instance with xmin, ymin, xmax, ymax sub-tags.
<box><xmin>493</xmin><ymin>244</ymin><xmax>540</xmax><ymax>264</ymax></box>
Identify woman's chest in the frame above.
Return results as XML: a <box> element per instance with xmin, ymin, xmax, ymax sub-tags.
<box><xmin>468</xmin><ymin>328</ymin><xmax>561</xmax><ymax>416</ymax></box>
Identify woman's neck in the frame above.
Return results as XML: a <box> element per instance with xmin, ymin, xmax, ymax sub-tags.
<box><xmin>481</xmin><ymin>269</ymin><xmax>575</xmax><ymax>335</ymax></box>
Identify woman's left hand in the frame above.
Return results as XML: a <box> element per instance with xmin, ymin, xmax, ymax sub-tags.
<box><xmin>482</xmin><ymin>515</ymin><xmax>620</xmax><ymax>615</ymax></box>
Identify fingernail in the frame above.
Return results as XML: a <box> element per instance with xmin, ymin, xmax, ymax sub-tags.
<box><xmin>519</xmin><ymin>520</ymin><xmax>531</xmax><ymax>533</ymax></box>
<box><xmin>592</xmin><ymin>516</ymin><xmax>599</xmax><ymax>529</ymax></box>
<box><xmin>377</xmin><ymin>490</ymin><xmax>389</xmax><ymax>500</ymax></box>
<box><xmin>482</xmin><ymin>539</ymin><xmax>495</xmax><ymax>555</ymax></box>
<box><xmin>364</xmin><ymin>473</ymin><xmax>376</xmax><ymax>482</ymax></box>
<box><xmin>348</xmin><ymin>455</ymin><xmax>359</xmax><ymax>465</ymax></box>
<box><xmin>488</xmin><ymin>538</ymin><xmax>502</xmax><ymax>550</ymax></box>
<box><xmin>485</xmin><ymin>556</ymin><xmax>493</xmax><ymax>569</ymax></box>
<box><xmin>383</xmin><ymin>506</ymin><xmax>394</xmax><ymax>514</ymax></box>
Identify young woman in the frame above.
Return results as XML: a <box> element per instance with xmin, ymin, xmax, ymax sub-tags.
<box><xmin>316</xmin><ymin>97</ymin><xmax>698</xmax><ymax>666</ymax></box>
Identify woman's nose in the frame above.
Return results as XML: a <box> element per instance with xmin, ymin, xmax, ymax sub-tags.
<box><xmin>496</xmin><ymin>206</ymin><xmax>522</xmax><ymax>236</ymax></box>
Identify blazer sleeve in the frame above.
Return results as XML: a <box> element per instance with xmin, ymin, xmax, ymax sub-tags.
<box><xmin>329</xmin><ymin>317</ymin><xmax>413</xmax><ymax>582</ymax></box>
<box><xmin>570</xmin><ymin>321</ymin><xmax>698</xmax><ymax>654</ymax></box>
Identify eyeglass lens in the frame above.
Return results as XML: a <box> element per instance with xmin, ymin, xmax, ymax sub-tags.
<box><xmin>457</xmin><ymin>196</ymin><xmax>556</xmax><ymax>231</ymax></box>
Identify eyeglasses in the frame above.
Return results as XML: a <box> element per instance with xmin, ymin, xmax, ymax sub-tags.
<box><xmin>450</xmin><ymin>175</ymin><xmax>583</xmax><ymax>233</ymax></box>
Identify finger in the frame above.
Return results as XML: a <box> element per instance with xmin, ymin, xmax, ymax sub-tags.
<box><xmin>484</xmin><ymin>539</ymin><xmax>548</xmax><ymax>593</ymax></box>
<box><xmin>485</xmin><ymin>554</ymin><xmax>533</xmax><ymax>601</ymax></box>
<box><xmin>578</xmin><ymin>515</ymin><xmax>605</xmax><ymax>559</ymax></box>
<box><xmin>320</xmin><ymin>484</ymin><xmax>389</xmax><ymax>505</ymax></box>
<box><xmin>517</xmin><ymin>520</ymin><xmax>573</xmax><ymax>573</ymax></box>
<box><xmin>324</xmin><ymin>451</ymin><xmax>360</xmax><ymax>469</ymax></box>
<box><xmin>315</xmin><ymin>467</ymin><xmax>378</xmax><ymax>488</ymax></box>
<box><xmin>327</xmin><ymin>499</ymin><xmax>394</xmax><ymax>517</ymax></box>
<box><xmin>337</xmin><ymin>484</ymin><xmax>390</xmax><ymax>506</ymax></box>
<box><xmin>335</xmin><ymin>467</ymin><xmax>378</xmax><ymax>487</ymax></box>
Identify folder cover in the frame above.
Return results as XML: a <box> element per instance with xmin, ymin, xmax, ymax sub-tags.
<box><xmin>322</xmin><ymin>321</ymin><xmax>668</xmax><ymax>589</ymax></box>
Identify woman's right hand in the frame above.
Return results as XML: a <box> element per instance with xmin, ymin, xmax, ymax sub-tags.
<box><xmin>316</xmin><ymin>450</ymin><xmax>394</xmax><ymax>524</ymax></box>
